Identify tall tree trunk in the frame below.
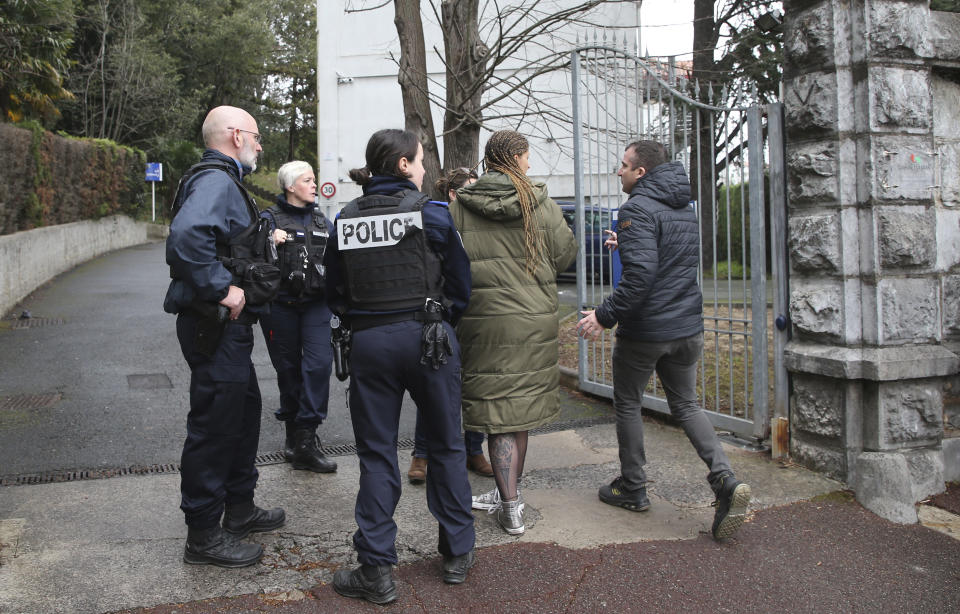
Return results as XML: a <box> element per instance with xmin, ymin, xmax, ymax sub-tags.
<box><xmin>287</xmin><ymin>77</ymin><xmax>299</xmax><ymax>162</ymax></box>
<box><xmin>394</xmin><ymin>0</ymin><xmax>442</xmax><ymax>195</ymax></box>
<box><xmin>440</xmin><ymin>0</ymin><xmax>482</xmax><ymax>175</ymax></box>
<box><xmin>691</xmin><ymin>0</ymin><xmax>718</xmax><ymax>272</ymax></box>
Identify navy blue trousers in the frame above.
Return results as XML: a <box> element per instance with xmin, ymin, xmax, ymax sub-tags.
<box><xmin>348</xmin><ymin>320</ymin><xmax>475</xmax><ymax>566</ymax></box>
<box><xmin>259</xmin><ymin>300</ymin><xmax>333</xmax><ymax>429</ymax></box>
<box><xmin>414</xmin><ymin>419</ymin><xmax>484</xmax><ymax>457</ymax></box>
<box><xmin>176</xmin><ymin>312</ymin><xmax>262</xmax><ymax>529</ymax></box>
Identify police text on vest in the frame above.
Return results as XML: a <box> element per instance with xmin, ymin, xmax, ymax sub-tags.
<box><xmin>338</xmin><ymin>212</ymin><xmax>423</xmax><ymax>250</ymax></box>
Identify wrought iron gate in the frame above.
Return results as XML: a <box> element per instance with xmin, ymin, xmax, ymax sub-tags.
<box><xmin>570</xmin><ymin>43</ymin><xmax>789</xmax><ymax>445</ymax></box>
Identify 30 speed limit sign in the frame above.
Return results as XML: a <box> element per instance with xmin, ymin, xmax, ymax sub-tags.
<box><xmin>319</xmin><ymin>182</ymin><xmax>336</xmax><ymax>199</ymax></box>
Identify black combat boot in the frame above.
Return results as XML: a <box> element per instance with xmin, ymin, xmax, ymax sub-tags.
<box><xmin>223</xmin><ymin>500</ymin><xmax>286</xmax><ymax>539</ymax></box>
<box><xmin>333</xmin><ymin>564</ymin><xmax>398</xmax><ymax>604</ymax></box>
<box><xmin>283</xmin><ymin>421</ymin><xmax>296</xmax><ymax>462</ymax></box>
<box><xmin>291</xmin><ymin>428</ymin><xmax>337</xmax><ymax>473</ymax></box>
<box><xmin>183</xmin><ymin>525</ymin><xmax>263</xmax><ymax>568</ymax></box>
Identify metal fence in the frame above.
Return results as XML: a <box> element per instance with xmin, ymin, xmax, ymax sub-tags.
<box><xmin>569</xmin><ymin>42</ymin><xmax>789</xmax><ymax>445</ymax></box>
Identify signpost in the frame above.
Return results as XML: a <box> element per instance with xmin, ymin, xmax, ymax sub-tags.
<box><xmin>145</xmin><ymin>163</ymin><xmax>163</xmax><ymax>221</ymax></box>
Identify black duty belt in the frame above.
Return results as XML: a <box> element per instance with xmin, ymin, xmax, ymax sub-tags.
<box><xmin>186</xmin><ymin>305</ymin><xmax>258</xmax><ymax>326</ymax></box>
<box><xmin>349</xmin><ymin>309</ymin><xmax>443</xmax><ymax>332</ymax></box>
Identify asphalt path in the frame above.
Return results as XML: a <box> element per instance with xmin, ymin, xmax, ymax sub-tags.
<box><xmin>0</xmin><ymin>243</ymin><xmax>595</xmax><ymax>478</ymax></box>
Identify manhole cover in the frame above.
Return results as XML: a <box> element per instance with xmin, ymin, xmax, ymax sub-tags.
<box><xmin>0</xmin><ymin>393</ymin><xmax>62</xmax><ymax>411</ymax></box>
<box><xmin>127</xmin><ymin>374</ymin><xmax>173</xmax><ymax>390</ymax></box>
<box><xmin>11</xmin><ymin>318</ymin><xmax>64</xmax><ymax>329</ymax></box>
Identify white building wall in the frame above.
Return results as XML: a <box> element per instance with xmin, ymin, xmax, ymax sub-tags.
<box><xmin>317</xmin><ymin>1</ymin><xmax>646</xmax><ymax>214</ymax></box>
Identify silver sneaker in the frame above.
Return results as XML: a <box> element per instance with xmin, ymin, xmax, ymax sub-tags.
<box><xmin>497</xmin><ymin>498</ymin><xmax>525</xmax><ymax>535</ymax></box>
<box><xmin>472</xmin><ymin>487</ymin><xmax>524</xmax><ymax>513</ymax></box>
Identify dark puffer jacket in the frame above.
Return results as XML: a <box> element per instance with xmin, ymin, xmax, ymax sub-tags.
<box><xmin>594</xmin><ymin>161</ymin><xmax>703</xmax><ymax>341</ymax></box>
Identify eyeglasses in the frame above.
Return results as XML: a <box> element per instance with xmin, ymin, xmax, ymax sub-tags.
<box><xmin>227</xmin><ymin>127</ymin><xmax>262</xmax><ymax>144</ymax></box>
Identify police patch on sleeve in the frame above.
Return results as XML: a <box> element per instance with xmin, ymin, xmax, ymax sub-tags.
<box><xmin>338</xmin><ymin>211</ymin><xmax>423</xmax><ymax>250</ymax></box>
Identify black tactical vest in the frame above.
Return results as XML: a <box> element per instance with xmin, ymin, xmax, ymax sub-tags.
<box><xmin>264</xmin><ymin>204</ymin><xmax>329</xmax><ymax>298</ymax></box>
<box><xmin>337</xmin><ymin>190</ymin><xmax>443</xmax><ymax>312</ymax></box>
<box><xmin>170</xmin><ymin>160</ymin><xmax>279</xmax><ymax>305</ymax></box>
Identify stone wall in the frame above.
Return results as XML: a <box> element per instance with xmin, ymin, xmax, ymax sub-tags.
<box><xmin>783</xmin><ymin>1</ymin><xmax>960</xmax><ymax>522</ymax></box>
<box><xmin>0</xmin><ymin>216</ymin><xmax>166</xmax><ymax>319</ymax></box>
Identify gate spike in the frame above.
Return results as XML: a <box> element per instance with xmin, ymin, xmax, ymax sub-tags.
<box><xmin>694</xmin><ymin>78</ymin><xmax>700</xmax><ymax>100</ymax></box>
<box><xmin>708</xmin><ymin>81</ymin><xmax>714</xmax><ymax>104</ymax></box>
<box><xmin>721</xmin><ymin>82</ymin><xmax>728</xmax><ymax>102</ymax></box>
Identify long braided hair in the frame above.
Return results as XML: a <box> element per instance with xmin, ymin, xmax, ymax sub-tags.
<box><xmin>484</xmin><ymin>130</ymin><xmax>544</xmax><ymax>276</ymax></box>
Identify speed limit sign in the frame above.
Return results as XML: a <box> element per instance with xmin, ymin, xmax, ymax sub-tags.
<box><xmin>319</xmin><ymin>182</ymin><xmax>336</xmax><ymax>199</ymax></box>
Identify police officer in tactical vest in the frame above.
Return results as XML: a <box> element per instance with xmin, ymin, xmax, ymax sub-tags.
<box><xmin>259</xmin><ymin>161</ymin><xmax>337</xmax><ymax>474</ymax></box>
<box><xmin>164</xmin><ymin>106</ymin><xmax>284</xmax><ymax>568</ymax></box>
<box><xmin>324</xmin><ymin>129</ymin><xmax>476</xmax><ymax>604</ymax></box>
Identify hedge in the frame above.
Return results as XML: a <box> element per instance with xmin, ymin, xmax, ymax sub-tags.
<box><xmin>0</xmin><ymin>122</ymin><xmax>147</xmax><ymax>235</ymax></box>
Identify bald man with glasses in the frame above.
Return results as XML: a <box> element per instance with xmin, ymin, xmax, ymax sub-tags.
<box><xmin>165</xmin><ymin>106</ymin><xmax>284</xmax><ymax>568</ymax></box>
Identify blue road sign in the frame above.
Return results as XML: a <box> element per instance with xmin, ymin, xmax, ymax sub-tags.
<box><xmin>145</xmin><ymin>163</ymin><xmax>163</xmax><ymax>182</ymax></box>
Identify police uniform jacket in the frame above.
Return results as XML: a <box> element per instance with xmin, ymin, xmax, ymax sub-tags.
<box><xmin>594</xmin><ymin>161</ymin><xmax>703</xmax><ymax>341</ymax></box>
<box><xmin>450</xmin><ymin>171</ymin><xmax>577</xmax><ymax>434</ymax></box>
<box><xmin>324</xmin><ymin>176</ymin><xmax>471</xmax><ymax>324</ymax></box>
<box><xmin>261</xmin><ymin>195</ymin><xmax>333</xmax><ymax>304</ymax></box>
<box><xmin>163</xmin><ymin>149</ymin><xmax>264</xmax><ymax>316</ymax></box>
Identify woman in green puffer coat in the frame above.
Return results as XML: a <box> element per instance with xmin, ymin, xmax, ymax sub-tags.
<box><xmin>449</xmin><ymin>130</ymin><xmax>576</xmax><ymax>535</ymax></box>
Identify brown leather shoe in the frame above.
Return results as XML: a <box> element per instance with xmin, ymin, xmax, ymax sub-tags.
<box><xmin>466</xmin><ymin>453</ymin><xmax>494</xmax><ymax>477</ymax></box>
<box><xmin>407</xmin><ymin>456</ymin><xmax>427</xmax><ymax>484</ymax></box>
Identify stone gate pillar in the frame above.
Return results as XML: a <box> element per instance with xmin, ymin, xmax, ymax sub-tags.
<box><xmin>782</xmin><ymin>0</ymin><xmax>960</xmax><ymax>522</ymax></box>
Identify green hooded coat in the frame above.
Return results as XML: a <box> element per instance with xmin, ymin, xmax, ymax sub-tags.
<box><xmin>450</xmin><ymin>171</ymin><xmax>577</xmax><ymax>434</ymax></box>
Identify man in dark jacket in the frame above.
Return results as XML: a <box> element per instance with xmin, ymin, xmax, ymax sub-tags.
<box><xmin>165</xmin><ymin>106</ymin><xmax>284</xmax><ymax>568</ymax></box>
<box><xmin>577</xmin><ymin>140</ymin><xmax>750</xmax><ymax>540</ymax></box>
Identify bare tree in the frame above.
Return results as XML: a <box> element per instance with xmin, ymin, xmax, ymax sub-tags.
<box><xmin>691</xmin><ymin>0</ymin><xmax>781</xmax><ymax>269</ymax></box>
<box><xmin>383</xmin><ymin>0</ymin><xmax>616</xmax><ymax>193</ymax></box>
<box><xmin>394</xmin><ymin>0</ymin><xmax>443</xmax><ymax>192</ymax></box>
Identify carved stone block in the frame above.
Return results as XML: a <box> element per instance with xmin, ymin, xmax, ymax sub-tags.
<box><xmin>936</xmin><ymin>140</ymin><xmax>960</xmax><ymax>206</ymax></box>
<box><xmin>869</xmin><ymin>1</ymin><xmax>930</xmax><ymax>59</ymax></box>
<box><xmin>930</xmin><ymin>10</ymin><xmax>960</xmax><ymax>62</ymax></box>
<box><xmin>876</xmin><ymin>207</ymin><xmax>934</xmax><ymax>269</ymax></box>
<box><xmin>866</xmin><ymin>380</ymin><xmax>943</xmax><ymax>448</ymax></box>
<box><xmin>786</xmin><ymin>141</ymin><xmax>840</xmax><ymax>205</ymax></box>
<box><xmin>789</xmin><ymin>214</ymin><xmax>841</xmax><ymax>273</ymax></box>
<box><xmin>785</xmin><ymin>72</ymin><xmax>838</xmax><ymax>136</ymax></box>
<box><xmin>879</xmin><ymin>278</ymin><xmax>938</xmax><ymax>343</ymax></box>
<box><xmin>871</xmin><ymin>67</ymin><xmax>931</xmax><ymax>131</ymax></box>
<box><xmin>904</xmin><ymin>447</ymin><xmax>945</xmax><ymax>502</ymax></box>
<box><xmin>944</xmin><ymin>275</ymin><xmax>960</xmax><ymax>337</ymax></box>
<box><xmin>790</xmin><ymin>280</ymin><xmax>843</xmax><ymax>341</ymax></box>
<box><xmin>793</xmin><ymin>375</ymin><xmax>844</xmax><ymax>438</ymax></box>
<box><xmin>935</xmin><ymin>208</ymin><xmax>960</xmax><ymax>272</ymax></box>
<box><xmin>791</xmin><ymin>438</ymin><xmax>845</xmax><ymax>479</ymax></box>
<box><xmin>784</xmin><ymin>6</ymin><xmax>833</xmax><ymax>75</ymax></box>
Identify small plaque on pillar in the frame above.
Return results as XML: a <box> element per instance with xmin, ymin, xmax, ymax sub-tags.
<box><xmin>880</xmin><ymin>150</ymin><xmax>935</xmax><ymax>199</ymax></box>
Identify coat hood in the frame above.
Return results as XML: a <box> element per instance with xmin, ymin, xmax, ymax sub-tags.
<box><xmin>630</xmin><ymin>160</ymin><xmax>691</xmax><ymax>209</ymax></box>
<box><xmin>455</xmin><ymin>171</ymin><xmax>549</xmax><ymax>222</ymax></box>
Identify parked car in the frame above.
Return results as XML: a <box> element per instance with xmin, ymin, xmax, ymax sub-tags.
<box><xmin>558</xmin><ymin>202</ymin><xmax>620</xmax><ymax>285</ymax></box>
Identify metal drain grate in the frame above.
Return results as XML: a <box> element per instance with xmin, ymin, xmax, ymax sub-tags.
<box><xmin>0</xmin><ymin>393</ymin><xmax>62</xmax><ymax>411</ymax></box>
<box><xmin>0</xmin><ymin>418</ymin><xmax>614</xmax><ymax>487</ymax></box>
<box><xmin>11</xmin><ymin>318</ymin><xmax>64</xmax><ymax>329</ymax></box>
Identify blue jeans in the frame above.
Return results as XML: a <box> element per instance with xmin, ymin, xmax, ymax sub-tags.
<box><xmin>612</xmin><ymin>333</ymin><xmax>732</xmax><ymax>494</ymax></box>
